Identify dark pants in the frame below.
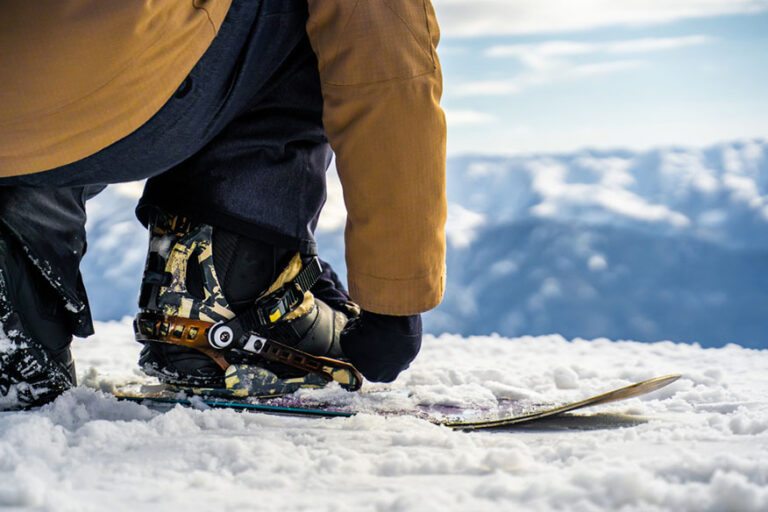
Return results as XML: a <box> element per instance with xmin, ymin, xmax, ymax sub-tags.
<box><xmin>0</xmin><ymin>0</ymin><xmax>331</xmax><ymax>336</ymax></box>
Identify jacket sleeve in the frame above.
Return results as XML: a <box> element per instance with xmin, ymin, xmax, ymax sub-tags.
<box><xmin>306</xmin><ymin>0</ymin><xmax>447</xmax><ymax>316</ymax></box>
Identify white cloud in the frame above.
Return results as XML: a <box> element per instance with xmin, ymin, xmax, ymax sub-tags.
<box><xmin>604</xmin><ymin>35</ymin><xmax>713</xmax><ymax>53</ymax></box>
<box><xmin>111</xmin><ymin>180</ymin><xmax>145</xmax><ymax>200</ymax></box>
<box><xmin>454</xmin><ymin>59</ymin><xmax>643</xmax><ymax>97</ymax></box>
<box><xmin>444</xmin><ymin>109</ymin><xmax>497</xmax><ymax>126</ymax></box>
<box><xmin>433</xmin><ymin>0</ymin><xmax>768</xmax><ymax>37</ymax></box>
<box><xmin>487</xmin><ymin>41</ymin><xmax>597</xmax><ymax>62</ymax></box>
<box><xmin>454</xmin><ymin>80</ymin><xmax>525</xmax><ymax>97</ymax></box>
<box><xmin>486</xmin><ymin>36</ymin><xmax>713</xmax><ymax>61</ymax></box>
<box><xmin>454</xmin><ymin>35</ymin><xmax>710</xmax><ymax>97</ymax></box>
<box><xmin>316</xmin><ymin>161</ymin><xmax>347</xmax><ymax>233</ymax></box>
<box><xmin>570</xmin><ymin>60</ymin><xmax>644</xmax><ymax>77</ymax></box>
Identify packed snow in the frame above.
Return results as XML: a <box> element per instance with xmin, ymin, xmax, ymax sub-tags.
<box><xmin>1</xmin><ymin>320</ymin><xmax>767</xmax><ymax>511</ymax></box>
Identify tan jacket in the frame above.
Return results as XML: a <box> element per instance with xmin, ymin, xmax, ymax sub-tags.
<box><xmin>0</xmin><ymin>0</ymin><xmax>447</xmax><ymax>315</ymax></box>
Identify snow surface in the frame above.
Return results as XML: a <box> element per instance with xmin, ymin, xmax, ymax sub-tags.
<box><xmin>1</xmin><ymin>320</ymin><xmax>767</xmax><ymax>511</ymax></box>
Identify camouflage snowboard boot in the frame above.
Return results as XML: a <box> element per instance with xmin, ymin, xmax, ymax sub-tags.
<box><xmin>0</xmin><ymin>227</ymin><xmax>76</xmax><ymax>409</ymax></box>
<box><xmin>134</xmin><ymin>209</ymin><xmax>361</xmax><ymax>396</ymax></box>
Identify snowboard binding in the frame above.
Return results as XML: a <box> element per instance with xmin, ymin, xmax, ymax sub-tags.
<box><xmin>134</xmin><ymin>210</ymin><xmax>362</xmax><ymax>398</ymax></box>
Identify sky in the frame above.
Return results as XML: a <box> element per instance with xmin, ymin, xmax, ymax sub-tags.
<box><xmin>432</xmin><ymin>0</ymin><xmax>768</xmax><ymax>155</ymax></box>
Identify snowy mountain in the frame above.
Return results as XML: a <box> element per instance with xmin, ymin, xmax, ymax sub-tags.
<box><xmin>431</xmin><ymin>139</ymin><xmax>768</xmax><ymax>348</ymax></box>
<box><xmin>80</xmin><ymin>139</ymin><xmax>768</xmax><ymax>348</ymax></box>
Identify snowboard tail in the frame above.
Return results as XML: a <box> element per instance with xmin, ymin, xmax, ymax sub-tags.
<box><xmin>443</xmin><ymin>374</ymin><xmax>679</xmax><ymax>429</ymax></box>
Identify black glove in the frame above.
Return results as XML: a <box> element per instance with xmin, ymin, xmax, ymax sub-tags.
<box><xmin>310</xmin><ymin>259</ymin><xmax>352</xmax><ymax>312</ymax></box>
<box><xmin>340</xmin><ymin>310</ymin><xmax>422</xmax><ymax>383</ymax></box>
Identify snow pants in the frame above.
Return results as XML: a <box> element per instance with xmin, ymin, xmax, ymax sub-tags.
<box><xmin>0</xmin><ymin>0</ymin><xmax>331</xmax><ymax>337</ymax></box>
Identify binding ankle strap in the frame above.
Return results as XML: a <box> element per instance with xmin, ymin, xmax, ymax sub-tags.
<box><xmin>206</xmin><ymin>256</ymin><xmax>323</xmax><ymax>350</ymax></box>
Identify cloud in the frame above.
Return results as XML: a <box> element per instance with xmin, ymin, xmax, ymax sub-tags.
<box><xmin>454</xmin><ymin>80</ymin><xmax>525</xmax><ymax>97</ymax></box>
<box><xmin>454</xmin><ymin>59</ymin><xmax>643</xmax><ymax>97</ymax></box>
<box><xmin>604</xmin><ymin>35</ymin><xmax>714</xmax><ymax>53</ymax></box>
<box><xmin>433</xmin><ymin>0</ymin><xmax>768</xmax><ymax>37</ymax></box>
<box><xmin>111</xmin><ymin>180</ymin><xmax>145</xmax><ymax>200</ymax></box>
<box><xmin>453</xmin><ymin>35</ymin><xmax>710</xmax><ymax>97</ymax></box>
<box><xmin>486</xmin><ymin>36</ymin><xmax>713</xmax><ymax>62</ymax></box>
<box><xmin>444</xmin><ymin>109</ymin><xmax>497</xmax><ymax>126</ymax></box>
<box><xmin>316</xmin><ymin>161</ymin><xmax>347</xmax><ymax>233</ymax></box>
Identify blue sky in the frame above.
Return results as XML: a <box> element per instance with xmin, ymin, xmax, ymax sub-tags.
<box><xmin>433</xmin><ymin>1</ymin><xmax>768</xmax><ymax>155</ymax></box>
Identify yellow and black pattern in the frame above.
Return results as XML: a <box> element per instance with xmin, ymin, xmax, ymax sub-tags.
<box><xmin>180</xmin><ymin>364</ymin><xmax>331</xmax><ymax>398</ymax></box>
<box><xmin>159</xmin><ymin>223</ymin><xmax>234</xmax><ymax>323</ymax></box>
<box><xmin>147</xmin><ymin>212</ymin><xmax>313</xmax><ymax>325</ymax></box>
<box><xmin>143</xmin><ymin>210</ymin><xmax>235</xmax><ymax>324</ymax></box>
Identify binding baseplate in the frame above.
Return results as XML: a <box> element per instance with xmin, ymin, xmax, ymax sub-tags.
<box><xmin>135</xmin><ymin>311</ymin><xmax>363</xmax><ymax>397</ymax></box>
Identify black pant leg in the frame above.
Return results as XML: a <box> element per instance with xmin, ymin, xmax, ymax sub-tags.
<box><xmin>0</xmin><ymin>186</ymin><xmax>104</xmax><ymax>336</ymax></box>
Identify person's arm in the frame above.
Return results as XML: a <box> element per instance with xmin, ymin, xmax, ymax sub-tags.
<box><xmin>306</xmin><ymin>0</ymin><xmax>447</xmax><ymax>317</ymax></box>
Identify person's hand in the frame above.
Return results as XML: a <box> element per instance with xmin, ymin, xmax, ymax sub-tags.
<box><xmin>340</xmin><ymin>310</ymin><xmax>422</xmax><ymax>383</ymax></box>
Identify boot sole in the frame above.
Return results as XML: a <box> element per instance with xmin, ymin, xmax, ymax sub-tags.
<box><xmin>138</xmin><ymin>345</ymin><xmax>226</xmax><ymax>388</ymax></box>
<box><xmin>138</xmin><ymin>360</ymin><xmax>226</xmax><ymax>389</ymax></box>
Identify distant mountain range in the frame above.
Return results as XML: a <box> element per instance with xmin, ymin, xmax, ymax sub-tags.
<box><xmin>424</xmin><ymin>139</ymin><xmax>768</xmax><ymax>348</ymax></box>
<box><xmin>81</xmin><ymin>139</ymin><xmax>768</xmax><ymax>348</ymax></box>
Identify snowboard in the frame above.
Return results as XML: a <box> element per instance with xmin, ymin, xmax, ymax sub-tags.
<box><xmin>115</xmin><ymin>374</ymin><xmax>680</xmax><ymax>430</ymax></box>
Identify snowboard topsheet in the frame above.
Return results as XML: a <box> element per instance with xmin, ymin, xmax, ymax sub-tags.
<box><xmin>115</xmin><ymin>374</ymin><xmax>680</xmax><ymax>430</ymax></box>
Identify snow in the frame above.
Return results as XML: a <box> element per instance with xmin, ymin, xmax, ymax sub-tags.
<box><xmin>446</xmin><ymin>204</ymin><xmax>486</xmax><ymax>249</ymax></box>
<box><xmin>1</xmin><ymin>320</ymin><xmax>766</xmax><ymax>511</ymax></box>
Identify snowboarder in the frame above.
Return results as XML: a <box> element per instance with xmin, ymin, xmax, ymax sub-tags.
<box><xmin>0</xmin><ymin>0</ymin><xmax>447</xmax><ymax>407</ymax></box>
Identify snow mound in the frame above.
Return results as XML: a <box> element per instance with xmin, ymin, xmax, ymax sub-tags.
<box><xmin>0</xmin><ymin>320</ymin><xmax>765</xmax><ymax>511</ymax></box>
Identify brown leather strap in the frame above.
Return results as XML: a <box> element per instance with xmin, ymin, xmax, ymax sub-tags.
<box><xmin>133</xmin><ymin>312</ymin><xmax>363</xmax><ymax>391</ymax></box>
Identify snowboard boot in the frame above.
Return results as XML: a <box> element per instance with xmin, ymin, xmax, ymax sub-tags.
<box><xmin>134</xmin><ymin>209</ymin><xmax>360</xmax><ymax>396</ymax></box>
<box><xmin>0</xmin><ymin>227</ymin><xmax>76</xmax><ymax>409</ymax></box>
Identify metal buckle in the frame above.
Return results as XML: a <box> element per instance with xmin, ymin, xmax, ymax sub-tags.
<box><xmin>242</xmin><ymin>334</ymin><xmax>268</xmax><ymax>354</ymax></box>
<box><xmin>256</xmin><ymin>282</ymin><xmax>303</xmax><ymax>325</ymax></box>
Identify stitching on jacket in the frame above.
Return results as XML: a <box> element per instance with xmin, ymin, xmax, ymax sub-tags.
<box><xmin>382</xmin><ymin>0</ymin><xmax>435</xmax><ymax>65</ymax></box>
<box><xmin>350</xmin><ymin>270</ymin><xmax>438</xmax><ymax>282</ymax></box>
<box><xmin>421</xmin><ymin>0</ymin><xmax>436</xmax><ymax>64</ymax></box>
<box><xmin>319</xmin><ymin>0</ymin><xmax>437</xmax><ymax>87</ymax></box>
<box><xmin>327</xmin><ymin>0</ymin><xmax>362</xmax><ymax>74</ymax></box>
<box><xmin>322</xmin><ymin>67</ymin><xmax>439</xmax><ymax>88</ymax></box>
